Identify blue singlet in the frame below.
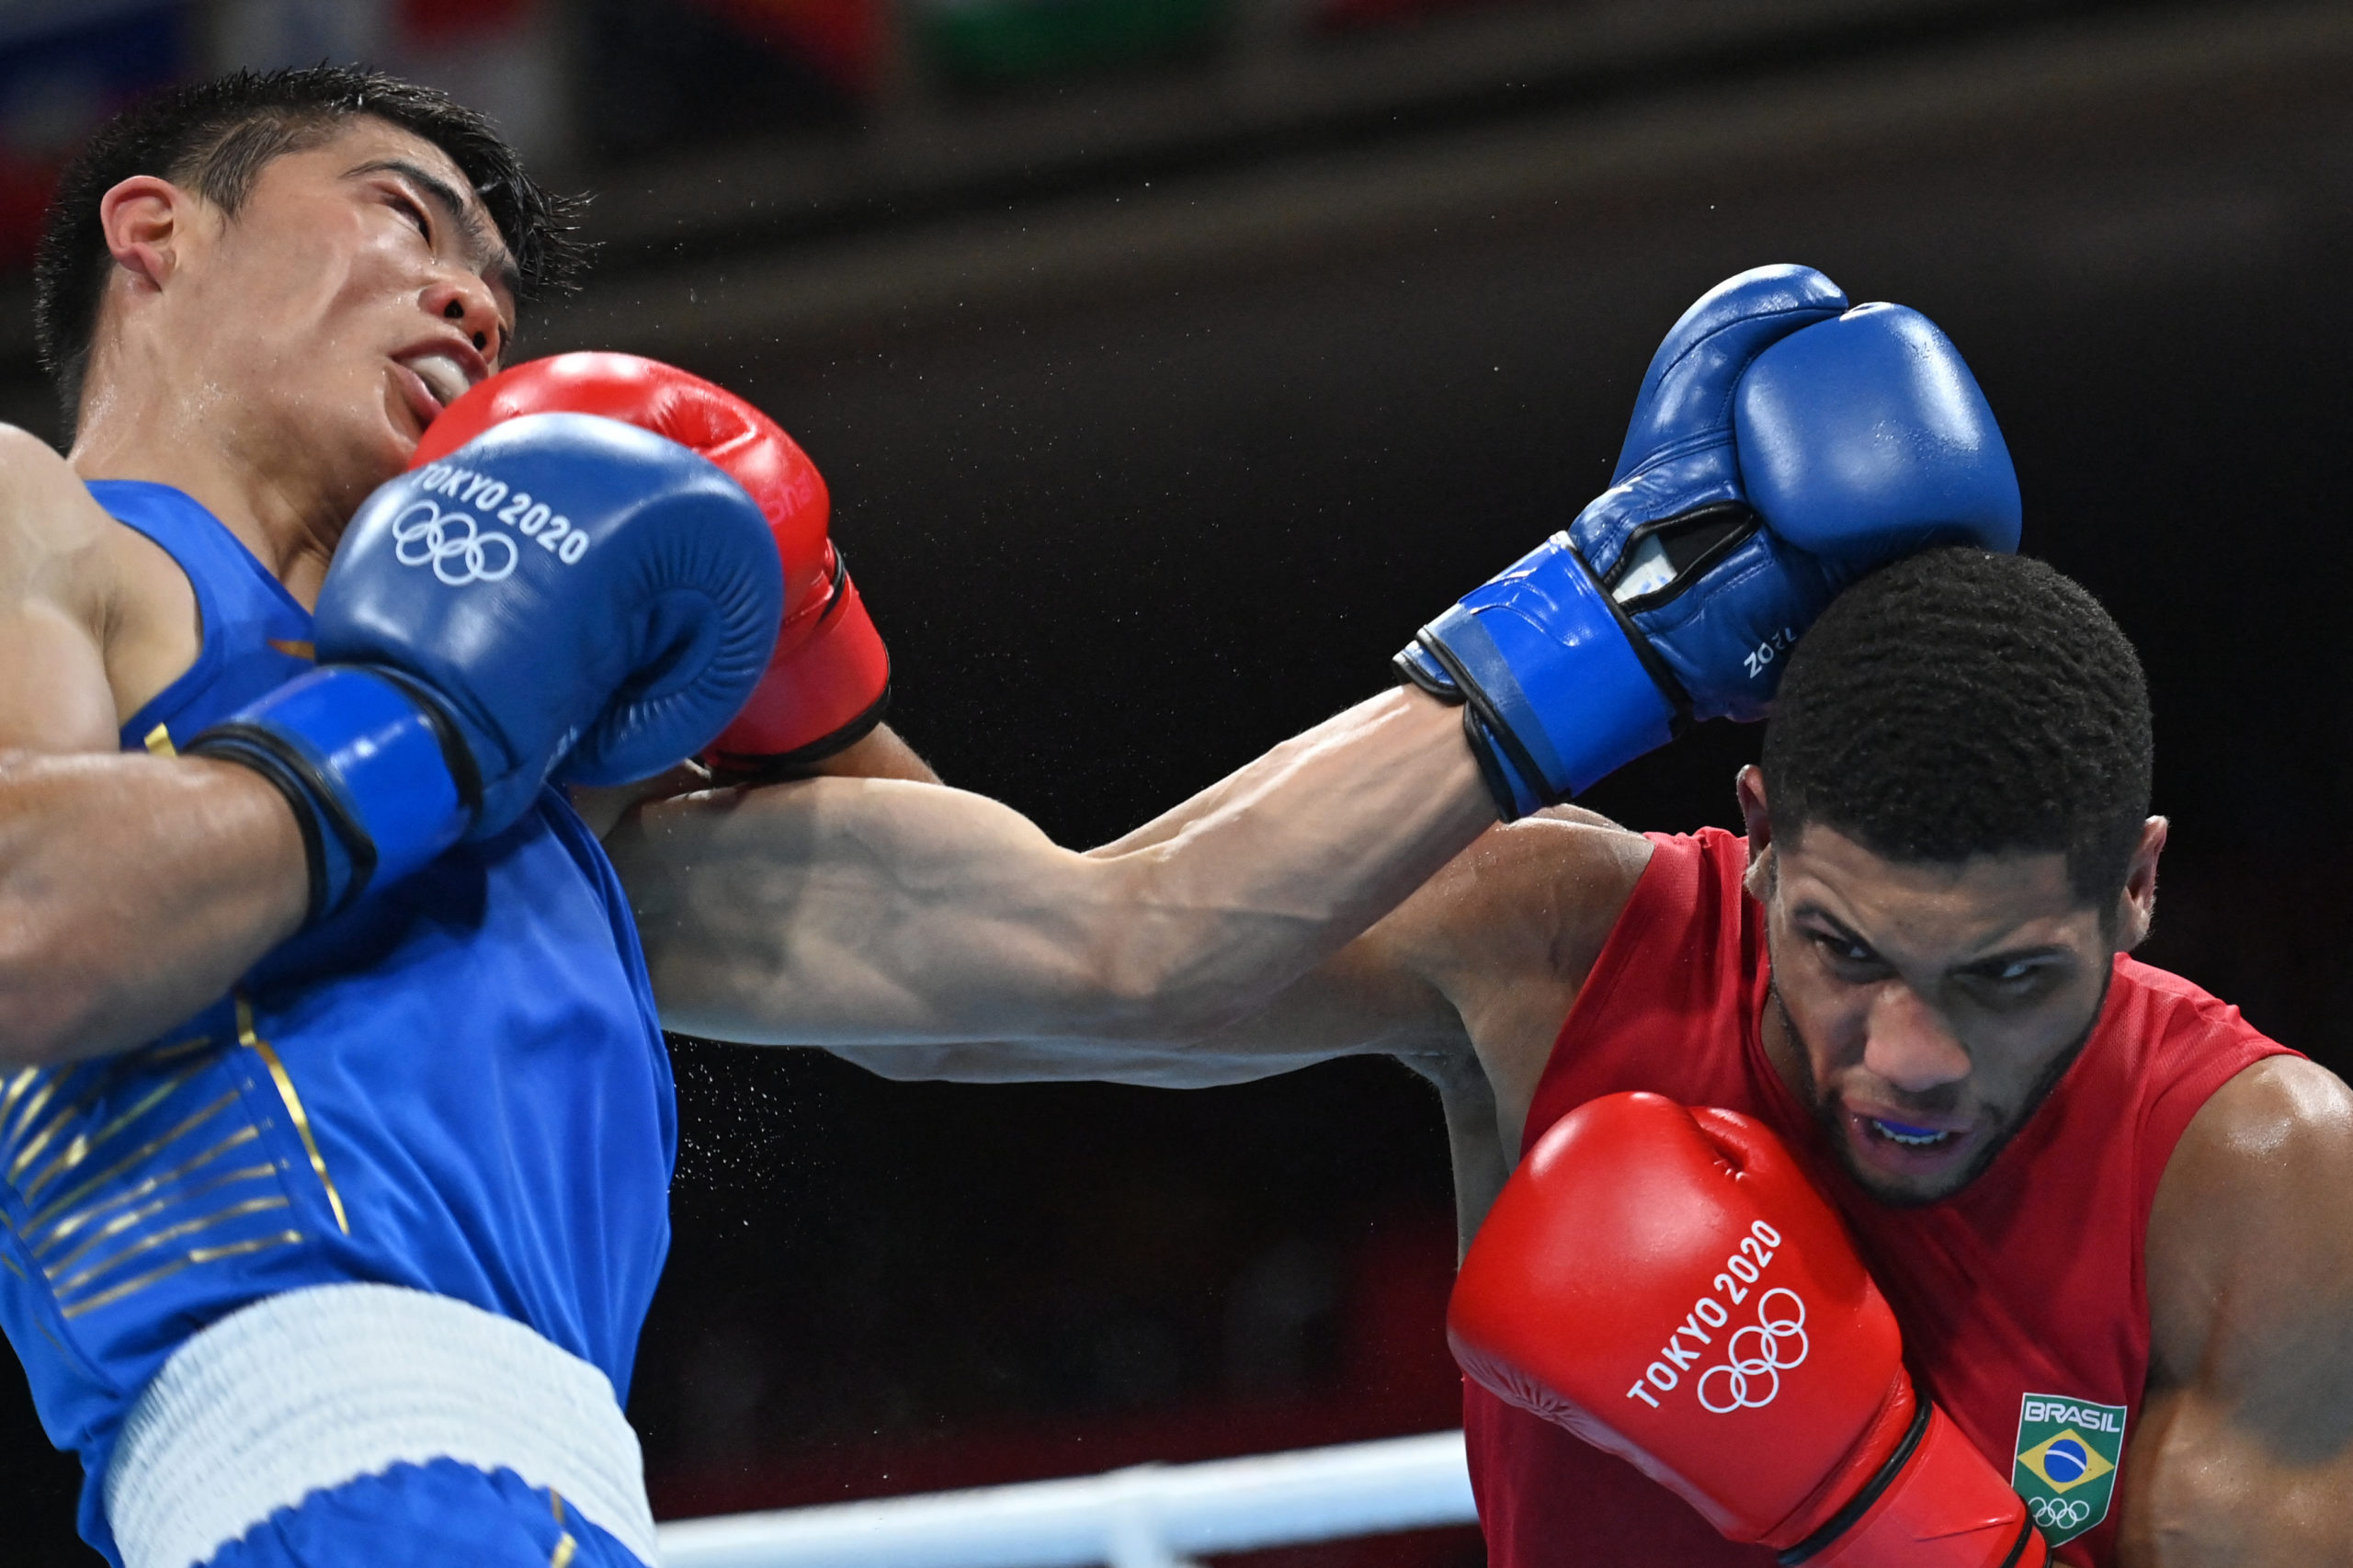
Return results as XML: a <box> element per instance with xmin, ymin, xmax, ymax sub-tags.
<box><xmin>0</xmin><ymin>483</ymin><xmax>676</xmax><ymax>1565</ymax></box>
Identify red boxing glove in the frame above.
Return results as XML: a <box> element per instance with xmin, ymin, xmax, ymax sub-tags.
<box><xmin>1449</xmin><ymin>1093</ymin><xmax>2045</xmax><ymax>1567</ymax></box>
<box><xmin>415</xmin><ymin>353</ymin><xmax>892</xmax><ymax>776</ymax></box>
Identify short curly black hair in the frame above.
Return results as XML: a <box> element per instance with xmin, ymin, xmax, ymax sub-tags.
<box><xmin>33</xmin><ymin>64</ymin><xmax>588</xmax><ymax>429</ymax></box>
<box><xmin>1760</xmin><ymin>549</ymin><xmax>2153</xmax><ymax>906</ymax></box>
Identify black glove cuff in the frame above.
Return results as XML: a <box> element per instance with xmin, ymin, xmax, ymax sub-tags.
<box><xmin>1776</xmin><ymin>1382</ymin><xmax>1931</xmax><ymax>1565</ymax></box>
<box><xmin>188</xmin><ymin>729</ymin><xmax>378</xmax><ymax>926</ymax></box>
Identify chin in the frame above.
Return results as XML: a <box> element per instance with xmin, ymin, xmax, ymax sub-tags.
<box><xmin>360</xmin><ymin>402</ymin><xmax>425</xmax><ymax>481</ymax></box>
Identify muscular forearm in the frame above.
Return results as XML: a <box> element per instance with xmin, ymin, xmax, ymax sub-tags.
<box><xmin>623</xmin><ymin>687</ymin><xmax>1494</xmax><ymax>1045</ymax></box>
<box><xmin>0</xmin><ymin>750</ymin><xmax>306</xmax><ymax>1062</ymax></box>
<box><xmin>1064</xmin><ymin>687</ymin><xmax>1492</xmax><ymax>1034</ymax></box>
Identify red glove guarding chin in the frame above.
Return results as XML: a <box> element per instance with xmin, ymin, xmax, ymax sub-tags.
<box><xmin>1449</xmin><ymin>1093</ymin><xmax>2046</xmax><ymax>1566</ymax></box>
<box><xmin>415</xmin><ymin>353</ymin><xmax>891</xmax><ymax>775</ymax></box>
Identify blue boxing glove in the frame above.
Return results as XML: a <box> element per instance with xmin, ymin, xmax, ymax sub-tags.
<box><xmin>189</xmin><ymin>414</ymin><xmax>784</xmax><ymax>924</ymax></box>
<box><xmin>1398</xmin><ymin>265</ymin><xmax>2019</xmax><ymax>817</ymax></box>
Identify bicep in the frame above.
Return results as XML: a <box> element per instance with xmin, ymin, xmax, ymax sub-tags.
<box><xmin>2124</xmin><ymin>1058</ymin><xmax>2353</xmax><ymax>1564</ymax></box>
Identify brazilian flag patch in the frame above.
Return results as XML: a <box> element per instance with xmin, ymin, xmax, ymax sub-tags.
<box><xmin>2011</xmin><ymin>1392</ymin><xmax>2127</xmax><ymax>1545</ymax></box>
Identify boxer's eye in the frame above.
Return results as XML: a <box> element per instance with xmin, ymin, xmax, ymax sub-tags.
<box><xmin>1955</xmin><ymin>952</ymin><xmax>2066</xmax><ymax>1005</ymax></box>
<box><xmin>392</xmin><ymin>194</ymin><xmax>431</xmax><ymax>241</ymax></box>
<box><xmin>1807</xmin><ymin>927</ymin><xmax>1883</xmax><ymax>974</ymax></box>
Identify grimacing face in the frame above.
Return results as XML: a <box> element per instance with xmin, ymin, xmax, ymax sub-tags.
<box><xmin>96</xmin><ymin>116</ymin><xmax>517</xmax><ymax>502</ymax></box>
<box><xmin>1736</xmin><ymin>767</ymin><xmax>2165</xmax><ymax>1207</ymax></box>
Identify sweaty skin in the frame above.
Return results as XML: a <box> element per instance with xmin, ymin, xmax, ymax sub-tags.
<box><xmin>831</xmin><ymin>770</ymin><xmax>2353</xmax><ymax>1564</ymax></box>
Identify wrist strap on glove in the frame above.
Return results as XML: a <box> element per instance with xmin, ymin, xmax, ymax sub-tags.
<box><xmin>189</xmin><ymin>666</ymin><xmax>478</xmax><ymax>925</ymax></box>
<box><xmin>1782</xmin><ymin>1390</ymin><xmax>2047</xmax><ymax>1568</ymax></box>
<box><xmin>1395</xmin><ymin>533</ymin><xmax>1677</xmax><ymax>818</ymax></box>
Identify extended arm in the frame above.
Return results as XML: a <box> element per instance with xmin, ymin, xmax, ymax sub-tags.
<box><xmin>0</xmin><ymin>430</ymin><xmax>307</xmax><ymax>1062</ymax></box>
<box><xmin>614</xmin><ymin>685</ymin><xmax>1495</xmax><ymax>1047</ymax></box>
<box><xmin>2123</xmin><ymin>1056</ymin><xmax>2353</xmax><ymax>1562</ymax></box>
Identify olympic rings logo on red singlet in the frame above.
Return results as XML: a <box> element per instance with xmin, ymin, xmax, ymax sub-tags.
<box><xmin>1697</xmin><ymin>1289</ymin><xmax>1809</xmax><ymax>1413</ymax></box>
<box><xmin>390</xmin><ymin>500</ymin><xmax>518</xmax><ymax>585</ymax></box>
<box><xmin>2031</xmin><ymin>1497</ymin><xmax>2094</xmax><ymax>1532</ymax></box>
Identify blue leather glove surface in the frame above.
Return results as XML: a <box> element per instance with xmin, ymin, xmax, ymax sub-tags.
<box><xmin>191</xmin><ymin>414</ymin><xmax>784</xmax><ymax>922</ymax></box>
<box><xmin>1399</xmin><ymin>265</ymin><xmax>2020</xmax><ymax>817</ymax></box>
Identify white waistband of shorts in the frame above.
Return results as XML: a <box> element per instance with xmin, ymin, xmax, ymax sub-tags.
<box><xmin>104</xmin><ymin>1282</ymin><xmax>660</xmax><ymax>1568</ymax></box>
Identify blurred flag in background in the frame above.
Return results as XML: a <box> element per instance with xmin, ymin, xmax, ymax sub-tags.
<box><xmin>213</xmin><ymin>0</ymin><xmax>570</xmax><ymax>165</ymax></box>
<box><xmin>0</xmin><ymin>0</ymin><xmax>1538</xmax><ymax>271</ymax></box>
<box><xmin>906</xmin><ymin>0</ymin><xmax>1226</xmax><ymax>88</ymax></box>
<box><xmin>689</xmin><ymin>0</ymin><xmax>891</xmax><ymax>97</ymax></box>
<box><xmin>0</xmin><ymin>0</ymin><xmax>571</xmax><ymax>270</ymax></box>
<box><xmin>0</xmin><ymin>0</ymin><xmax>190</xmax><ymax>267</ymax></box>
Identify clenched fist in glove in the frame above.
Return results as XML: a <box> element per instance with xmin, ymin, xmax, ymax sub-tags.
<box><xmin>191</xmin><ymin>416</ymin><xmax>783</xmax><ymax>924</ymax></box>
<box><xmin>1449</xmin><ymin>1093</ymin><xmax>2046</xmax><ymax>1567</ymax></box>
<box><xmin>1398</xmin><ymin>265</ymin><xmax>2020</xmax><ymax>817</ymax></box>
<box><xmin>417</xmin><ymin>352</ymin><xmax>892</xmax><ymax>779</ymax></box>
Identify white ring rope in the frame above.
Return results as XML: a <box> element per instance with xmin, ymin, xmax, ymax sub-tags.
<box><xmin>654</xmin><ymin>1429</ymin><xmax>1477</xmax><ymax>1568</ymax></box>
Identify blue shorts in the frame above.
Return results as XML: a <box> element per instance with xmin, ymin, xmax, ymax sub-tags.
<box><xmin>200</xmin><ymin>1459</ymin><xmax>647</xmax><ymax>1568</ymax></box>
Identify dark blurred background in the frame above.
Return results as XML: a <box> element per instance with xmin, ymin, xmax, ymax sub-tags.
<box><xmin>2</xmin><ymin>0</ymin><xmax>2349</xmax><ymax>1562</ymax></box>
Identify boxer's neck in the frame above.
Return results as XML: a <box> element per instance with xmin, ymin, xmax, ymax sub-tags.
<box><xmin>68</xmin><ymin>345</ymin><xmax>342</xmax><ymax>609</ymax></box>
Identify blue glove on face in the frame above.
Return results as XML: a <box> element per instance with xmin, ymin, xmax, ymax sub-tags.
<box><xmin>1398</xmin><ymin>265</ymin><xmax>2020</xmax><ymax>817</ymax></box>
<box><xmin>190</xmin><ymin>414</ymin><xmax>784</xmax><ymax>924</ymax></box>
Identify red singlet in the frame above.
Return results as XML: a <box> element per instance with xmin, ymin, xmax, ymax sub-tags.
<box><xmin>1465</xmin><ymin>829</ymin><xmax>2294</xmax><ymax>1568</ymax></box>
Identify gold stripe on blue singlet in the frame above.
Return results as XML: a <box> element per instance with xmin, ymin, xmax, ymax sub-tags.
<box><xmin>0</xmin><ymin>1066</ymin><xmax>43</xmax><ymax>1133</ymax></box>
<box><xmin>17</xmin><ymin>1060</ymin><xmax>216</xmax><ymax>1202</ymax></box>
<box><xmin>4</xmin><ymin>1072</ymin><xmax>61</xmax><ymax>1155</ymax></box>
<box><xmin>61</xmin><ymin>1230</ymin><xmax>305</xmax><ymax>1319</ymax></box>
<box><xmin>237</xmin><ymin>994</ymin><xmax>349</xmax><ymax>1235</ymax></box>
<box><xmin>50</xmin><ymin>1194</ymin><xmax>292</xmax><ymax>1298</ymax></box>
<box><xmin>40</xmin><ymin>1165</ymin><xmax>283</xmax><ymax>1278</ymax></box>
<box><xmin>25</xmin><ymin>1095</ymin><xmax>244</xmax><ymax>1243</ymax></box>
<box><xmin>550</xmin><ymin>1490</ymin><xmax>579</xmax><ymax>1568</ymax></box>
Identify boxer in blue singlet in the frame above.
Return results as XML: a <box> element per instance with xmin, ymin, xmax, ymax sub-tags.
<box><xmin>27</xmin><ymin>476</ymin><xmax>677</xmax><ymax>1566</ymax></box>
<box><xmin>0</xmin><ymin>61</ymin><xmax>1512</xmax><ymax>1568</ymax></box>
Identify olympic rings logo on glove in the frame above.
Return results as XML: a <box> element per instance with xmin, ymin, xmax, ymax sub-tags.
<box><xmin>2031</xmin><ymin>1497</ymin><xmax>2092</xmax><ymax>1531</ymax></box>
<box><xmin>1697</xmin><ymin>1289</ymin><xmax>1809</xmax><ymax>1414</ymax></box>
<box><xmin>391</xmin><ymin>500</ymin><xmax>519</xmax><ymax>586</ymax></box>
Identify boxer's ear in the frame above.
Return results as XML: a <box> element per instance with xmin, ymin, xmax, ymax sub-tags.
<box><xmin>2113</xmin><ymin>815</ymin><xmax>2167</xmax><ymax>952</ymax></box>
<box><xmin>97</xmin><ymin>176</ymin><xmax>187</xmax><ymax>295</ymax></box>
<box><xmin>1736</xmin><ymin>766</ymin><xmax>1777</xmax><ymax>903</ymax></box>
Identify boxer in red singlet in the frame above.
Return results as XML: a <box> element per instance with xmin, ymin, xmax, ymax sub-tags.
<box><xmin>861</xmin><ymin>548</ymin><xmax>2353</xmax><ymax>1564</ymax></box>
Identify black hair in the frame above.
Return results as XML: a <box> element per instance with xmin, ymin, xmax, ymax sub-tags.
<box><xmin>1761</xmin><ymin>549</ymin><xmax>2154</xmax><ymax>906</ymax></box>
<box><xmin>33</xmin><ymin>64</ymin><xmax>589</xmax><ymax>428</ymax></box>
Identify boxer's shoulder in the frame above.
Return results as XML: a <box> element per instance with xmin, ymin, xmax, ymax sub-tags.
<box><xmin>1407</xmin><ymin>806</ymin><xmax>1651</xmax><ymax>982</ymax></box>
<box><xmin>2</xmin><ymin>433</ymin><xmax>208</xmax><ymax>743</ymax></box>
<box><xmin>0</xmin><ymin>426</ymin><xmax>190</xmax><ymax>749</ymax></box>
<box><xmin>0</xmin><ymin>424</ymin><xmax>111</xmax><ymax>581</ymax></box>
<box><xmin>1408</xmin><ymin>806</ymin><xmax>1654</xmax><ymax>1131</ymax></box>
<box><xmin>2146</xmin><ymin>1056</ymin><xmax>2353</xmax><ymax>1390</ymax></box>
